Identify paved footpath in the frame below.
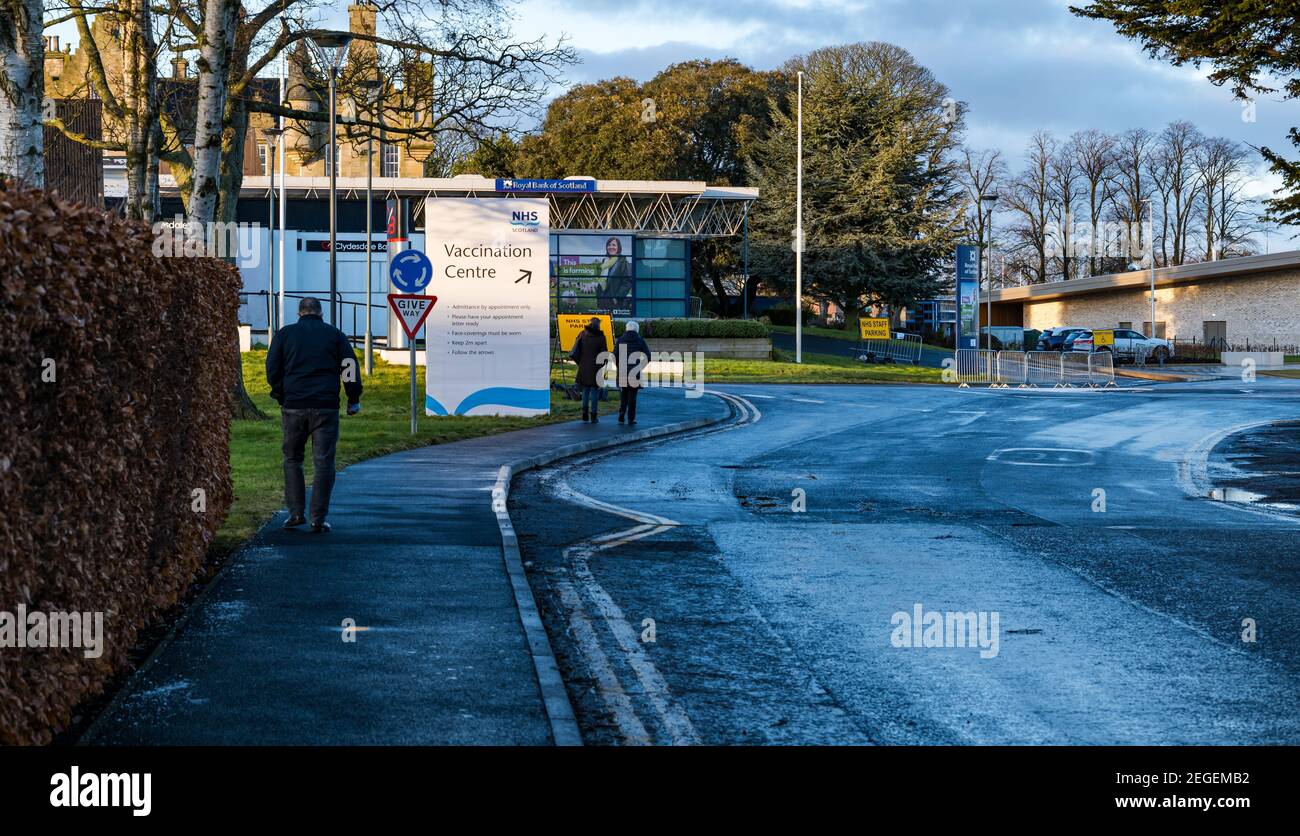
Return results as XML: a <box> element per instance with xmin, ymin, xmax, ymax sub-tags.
<box><xmin>84</xmin><ymin>388</ymin><xmax>728</xmax><ymax>746</ymax></box>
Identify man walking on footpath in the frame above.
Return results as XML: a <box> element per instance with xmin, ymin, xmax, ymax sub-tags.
<box><xmin>266</xmin><ymin>297</ymin><xmax>363</xmax><ymax>533</ymax></box>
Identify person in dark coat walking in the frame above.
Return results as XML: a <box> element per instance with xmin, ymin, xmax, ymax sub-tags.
<box><xmin>614</xmin><ymin>320</ymin><xmax>651</xmax><ymax>424</ymax></box>
<box><xmin>569</xmin><ymin>317</ymin><xmax>608</xmax><ymax>423</ymax></box>
<box><xmin>265</xmin><ymin>297</ymin><xmax>363</xmax><ymax>533</ymax></box>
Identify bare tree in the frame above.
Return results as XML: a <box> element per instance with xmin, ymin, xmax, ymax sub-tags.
<box><xmin>1193</xmin><ymin>136</ymin><xmax>1257</xmax><ymax>260</ymax></box>
<box><xmin>1048</xmin><ymin>139</ymin><xmax>1079</xmax><ymax>280</ymax></box>
<box><xmin>0</xmin><ymin>0</ymin><xmax>45</xmax><ymax>185</ymax></box>
<box><xmin>957</xmin><ymin>147</ymin><xmax>1006</xmax><ymax>253</ymax></box>
<box><xmin>1111</xmin><ymin>127</ymin><xmax>1153</xmax><ymax>266</ymax></box>
<box><xmin>1147</xmin><ymin>120</ymin><xmax>1203</xmax><ymax>265</ymax></box>
<box><xmin>1004</xmin><ymin>131</ymin><xmax>1054</xmax><ymax>284</ymax></box>
<box><xmin>1068</xmin><ymin>129</ymin><xmax>1117</xmax><ymax>275</ymax></box>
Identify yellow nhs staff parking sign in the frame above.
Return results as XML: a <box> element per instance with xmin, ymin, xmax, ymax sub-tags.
<box><xmin>859</xmin><ymin>317</ymin><xmax>891</xmax><ymax>340</ymax></box>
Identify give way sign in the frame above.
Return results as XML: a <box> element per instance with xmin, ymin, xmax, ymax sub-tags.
<box><xmin>387</xmin><ymin>294</ymin><xmax>437</xmax><ymax>339</ymax></box>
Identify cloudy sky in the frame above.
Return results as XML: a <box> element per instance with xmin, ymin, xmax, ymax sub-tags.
<box><xmin>510</xmin><ymin>0</ymin><xmax>1295</xmax><ymax>240</ymax></box>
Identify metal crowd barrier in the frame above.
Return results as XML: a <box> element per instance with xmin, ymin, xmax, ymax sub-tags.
<box><xmin>993</xmin><ymin>350</ymin><xmax>1028</xmax><ymax>387</ymax></box>
<box><xmin>1027</xmin><ymin>351</ymin><xmax>1064</xmax><ymax>387</ymax></box>
<box><xmin>1088</xmin><ymin>350</ymin><xmax>1116</xmax><ymax>386</ymax></box>
<box><xmin>954</xmin><ymin>348</ymin><xmax>994</xmax><ymax>386</ymax></box>
<box><xmin>857</xmin><ymin>332</ymin><xmax>923</xmax><ymax>365</ymax></box>
<box><xmin>1061</xmin><ymin>351</ymin><xmax>1092</xmax><ymax>386</ymax></box>
<box><xmin>957</xmin><ymin>349</ymin><xmax>1116</xmax><ymax>388</ymax></box>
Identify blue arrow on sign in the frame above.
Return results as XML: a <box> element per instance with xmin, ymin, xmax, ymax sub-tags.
<box><xmin>390</xmin><ymin>249</ymin><xmax>433</xmax><ymax>293</ymax></box>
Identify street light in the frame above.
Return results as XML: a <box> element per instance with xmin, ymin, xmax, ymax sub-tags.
<box><xmin>980</xmin><ymin>192</ymin><xmax>999</xmax><ymax>350</ymax></box>
<box><xmin>1141</xmin><ymin>197</ymin><xmax>1157</xmax><ymax>337</ymax></box>
<box><xmin>307</xmin><ymin>31</ymin><xmax>353</xmax><ymax>326</ymax></box>
<box><xmin>795</xmin><ymin>70</ymin><xmax>804</xmax><ymax>364</ymax></box>
<box><xmin>357</xmin><ymin>78</ymin><xmax>382</xmax><ymax>376</ymax></box>
<box><xmin>262</xmin><ymin>126</ymin><xmax>285</xmax><ymax>336</ymax></box>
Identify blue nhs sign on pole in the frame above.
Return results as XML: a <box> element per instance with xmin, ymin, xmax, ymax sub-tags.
<box><xmin>955</xmin><ymin>244</ymin><xmax>980</xmax><ymax>350</ymax></box>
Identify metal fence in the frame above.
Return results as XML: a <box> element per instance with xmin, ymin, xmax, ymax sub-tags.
<box><xmin>993</xmin><ymin>350</ymin><xmax>1027</xmax><ymax>388</ymax></box>
<box><xmin>1027</xmin><ymin>351</ymin><xmax>1063</xmax><ymax>386</ymax></box>
<box><xmin>954</xmin><ymin>348</ymin><xmax>994</xmax><ymax>386</ymax></box>
<box><xmin>857</xmin><ymin>332</ymin><xmax>923</xmax><ymax>365</ymax></box>
<box><xmin>957</xmin><ymin>349</ymin><xmax>1115</xmax><ymax>388</ymax></box>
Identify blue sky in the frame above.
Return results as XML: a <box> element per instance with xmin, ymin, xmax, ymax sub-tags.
<box><xmin>47</xmin><ymin>1</ymin><xmax>1297</xmax><ymax>243</ymax></box>
<box><xmin>510</xmin><ymin>0</ymin><xmax>1296</xmax><ymax>243</ymax></box>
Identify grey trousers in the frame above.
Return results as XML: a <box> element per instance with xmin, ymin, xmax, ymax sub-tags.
<box><xmin>281</xmin><ymin>408</ymin><xmax>340</xmax><ymax>525</ymax></box>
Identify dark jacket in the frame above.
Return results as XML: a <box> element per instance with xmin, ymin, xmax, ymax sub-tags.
<box><xmin>266</xmin><ymin>314</ymin><xmax>363</xmax><ymax>409</ymax></box>
<box><xmin>569</xmin><ymin>324</ymin><xmax>608</xmax><ymax>387</ymax></box>
<box><xmin>614</xmin><ymin>330</ymin><xmax>650</xmax><ymax>387</ymax></box>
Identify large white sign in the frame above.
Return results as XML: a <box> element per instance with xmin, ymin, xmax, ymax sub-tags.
<box><xmin>422</xmin><ymin>198</ymin><xmax>550</xmax><ymax>416</ymax></box>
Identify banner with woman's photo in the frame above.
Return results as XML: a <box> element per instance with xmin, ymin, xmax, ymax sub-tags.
<box><xmin>554</xmin><ymin>234</ymin><xmax>634</xmax><ymax>318</ymax></box>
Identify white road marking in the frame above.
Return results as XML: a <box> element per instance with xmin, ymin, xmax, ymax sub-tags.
<box><xmin>952</xmin><ymin>410</ymin><xmax>986</xmax><ymax>426</ymax></box>
<box><xmin>986</xmin><ymin>447</ymin><xmax>1097</xmax><ymax>467</ymax></box>
<box><xmin>534</xmin><ymin>392</ymin><xmax>761</xmax><ymax>745</ymax></box>
<box><xmin>1177</xmin><ymin>419</ymin><xmax>1300</xmax><ymax>527</ymax></box>
<box><xmin>553</xmin><ymin>580</ymin><xmax>651</xmax><ymax>745</ymax></box>
<box><xmin>790</xmin><ymin>397</ymin><xmax>826</xmax><ymax>404</ymax></box>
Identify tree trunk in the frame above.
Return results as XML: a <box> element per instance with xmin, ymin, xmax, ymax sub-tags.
<box><xmin>122</xmin><ymin>0</ymin><xmax>161</xmax><ymax>221</ymax></box>
<box><xmin>230</xmin><ymin>339</ymin><xmax>265</xmax><ymax>420</ymax></box>
<box><xmin>188</xmin><ymin>0</ymin><xmax>238</xmax><ymax>225</ymax></box>
<box><xmin>0</xmin><ymin>0</ymin><xmax>45</xmax><ymax>187</ymax></box>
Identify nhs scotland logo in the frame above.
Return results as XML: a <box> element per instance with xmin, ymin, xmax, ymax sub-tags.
<box><xmin>510</xmin><ymin>210</ymin><xmax>540</xmax><ymax>230</ymax></box>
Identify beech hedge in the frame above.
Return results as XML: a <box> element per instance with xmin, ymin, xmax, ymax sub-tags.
<box><xmin>0</xmin><ymin>185</ymin><xmax>241</xmax><ymax>744</ymax></box>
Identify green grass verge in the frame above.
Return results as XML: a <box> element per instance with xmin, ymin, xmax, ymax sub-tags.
<box><xmin>221</xmin><ymin>349</ymin><xmax>580</xmax><ymax>556</ymax></box>
<box><xmin>709</xmin><ymin>350</ymin><xmax>944</xmax><ymax>383</ymax></box>
<box><xmin>1285</xmin><ymin>355</ymin><xmax>1299</xmax><ymax>364</ymax></box>
<box><xmin>552</xmin><ymin>350</ymin><xmax>944</xmax><ymax>386</ymax></box>
<box><xmin>769</xmin><ymin>324</ymin><xmax>952</xmax><ymax>357</ymax></box>
<box><xmin>1261</xmin><ymin>370</ymin><xmax>1300</xmax><ymax>379</ymax></box>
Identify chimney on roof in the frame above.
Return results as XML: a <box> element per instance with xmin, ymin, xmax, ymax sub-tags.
<box><xmin>45</xmin><ymin>35</ymin><xmax>59</xmax><ymax>52</ymax></box>
<box><xmin>172</xmin><ymin>57</ymin><xmax>189</xmax><ymax>79</ymax></box>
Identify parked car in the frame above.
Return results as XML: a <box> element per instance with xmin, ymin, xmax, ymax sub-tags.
<box><xmin>1066</xmin><ymin>328</ymin><xmax>1174</xmax><ymax>362</ymax></box>
<box><xmin>1043</xmin><ymin>327</ymin><xmax>1090</xmax><ymax>351</ymax></box>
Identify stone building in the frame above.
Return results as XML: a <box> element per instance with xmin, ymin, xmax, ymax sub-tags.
<box><xmin>42</xmin><ymin>3</ymin><xmax>431</xmax><ymax>195</ymax></box>
<box><xmin>987</xmin><ymin>250</ymin><xmax>1300</xmax><ymax>348</ymax></box>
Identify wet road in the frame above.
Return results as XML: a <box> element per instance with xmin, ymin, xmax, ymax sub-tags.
<box><xmin>513</xmin><ymin>379</ymin><xmax>1300</xmax><ymax>744</ymax></box>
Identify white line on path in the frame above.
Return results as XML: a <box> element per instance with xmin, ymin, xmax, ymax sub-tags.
<box><xmin>542</xmin><ymin>392</ymin><xmax>761</xmax><ymax>744</ymax></box>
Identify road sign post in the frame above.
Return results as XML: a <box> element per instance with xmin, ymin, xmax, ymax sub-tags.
<box><xmin>388</xmin><ymin>292</ymin><xmax>437</xmax><ymax>434</ymax></box>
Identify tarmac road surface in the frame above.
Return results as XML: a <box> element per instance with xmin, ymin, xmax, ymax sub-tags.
<box><xmin>513</xmin><ymin>379</ymin><xmax>1300</xmax><ymax>744</ymax></box>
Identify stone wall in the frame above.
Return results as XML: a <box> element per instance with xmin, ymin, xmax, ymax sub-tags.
<box><xmin>1021</xmin><ymin>269</ymin><xmax>1300</xmax><ymax>346</ymax></box>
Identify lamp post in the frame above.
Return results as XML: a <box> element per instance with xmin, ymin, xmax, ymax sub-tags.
<box><xmin>795</xmin><ymin>69</ymin><xmax>804</xmax><ymax>364</ymax></box>
<box><xmin>358</xmin><ymin>78</ymin><xmax>382</xmax><ymax>375</ymax></box>
<box><xmin>308</xmin><ymin>32</ymin><xmax>353</xmax><ymax>327</ymax></box>
<box><xmin>1142</xmin><ymin>197</ymin><xmax>1157</xmax><ymax>337</ymax></box>
<box><xmin>261</xmin><ymin>127</ymin><xmax>284</xmax><ymax>336</ymax></box>
<box><xmin>980</xmin><ymin>192</ymin><xmax>999</xmax><ymax>350</ymax></box>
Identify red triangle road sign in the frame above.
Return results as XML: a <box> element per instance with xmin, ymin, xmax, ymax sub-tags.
<box><xmin>388</xmin><ymin>293</ymin><xmax>437</xmax><ymax>339</ymax></box>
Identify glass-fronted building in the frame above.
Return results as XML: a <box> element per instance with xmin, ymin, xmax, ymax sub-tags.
<box><xmin>169</xmin><ymin>175</ymin><xmax>756</xmax><ymax>339</ymax></box>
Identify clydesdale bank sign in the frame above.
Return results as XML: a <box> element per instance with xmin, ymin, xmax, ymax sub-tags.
<box><xmin>421</xmin><ymin>198</ymin><xmax>551</xmax><ymax>416</ymax></box>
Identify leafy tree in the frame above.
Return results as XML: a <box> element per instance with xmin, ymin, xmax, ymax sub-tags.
<box><xmin>1072</xmin><ymin>0</ymin><xmax>1300</xmax><ymax>225</ymax></box>
<box><xmin>515</xmin><ymin>76</ymin><xmax>672</xmax><ymax>179</ymax></box>
<box><xmin>451</xmin><ymin>131</ymin><xmax>519</xmax><ymax>177</ymax></box>
<box><xmin>746</xmin><ymin>42</ymin><xmax>966</xmax><ymax>324</ymax></box>
<box><xmin>514</xmin><ymin>59</ymin><xmax>782</xmax><ymax>315</ymax></box>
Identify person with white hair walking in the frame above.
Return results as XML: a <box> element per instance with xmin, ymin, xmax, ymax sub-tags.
<box><xmin>614</xmin><ymin>320</ymin><xmax>651</xmax><ymax>425</ymax></box>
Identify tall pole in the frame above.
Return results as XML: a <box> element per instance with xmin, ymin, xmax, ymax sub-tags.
<box><xmin>365</xmin><ymin>135</ymin><xmax>374</xmax><ymax>375</ymax></box>
<box><xmin>985</xmin><ymin>207</ymin><xmax>993</xmax><ymax>350</ymax></box>
<box><xmin>267</xmin><ymin>145</ymin><xmax>276</xmax><ymax>335</ymax></box>
<box><xmin>328</xmin><ymin>67</ymin><xmax>339</xmax><ymax>326</ymax></box>
<box><xmin>742</xmin><ymin>210</ymin><xmax>750</xmax><ymax>319</ymax></box>
<box><xmin>795</xmin><ymin>70</ymin><xmax>803</xmax><ymax>364</ymax></box>
<box><xmin>1148</xmin><ymin>198</ymin><xmax>1157</xmax><ymax>337</ymax></box>
<box><xmin>278</xmin><ymin>55</ymin><xmax>286</xmax><ymax>332</ymax></box>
